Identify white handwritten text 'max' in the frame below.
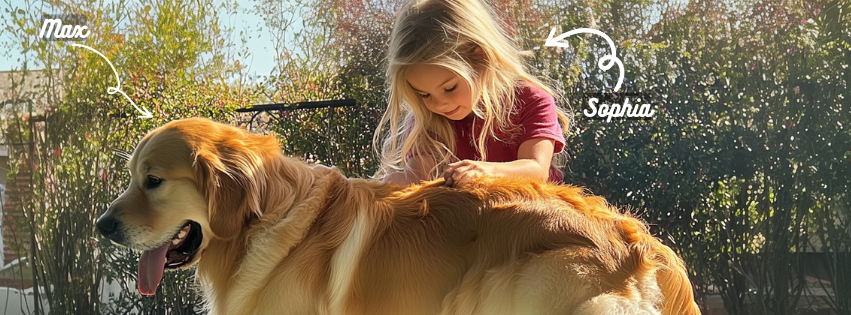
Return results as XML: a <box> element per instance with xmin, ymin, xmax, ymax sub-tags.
<box><xmin>584</xmin><ymin>97</ymin><xmax>656</xmax><ymax>122</ymax></box>
<box><xmin>39</xmin><ymin>16</ymin><xmax>89</xmax><ymax>41</ymax></box>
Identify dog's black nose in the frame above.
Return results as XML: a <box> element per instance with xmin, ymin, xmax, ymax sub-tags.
<box><xmin>96</xmin><ymin>216</ymin><xmax>120</xmax><ymax>236</ymax></box>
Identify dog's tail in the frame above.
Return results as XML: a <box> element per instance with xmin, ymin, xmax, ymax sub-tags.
<box><xmin>618</xmin><ymin>217</ymin><xmax>701</xmax><ymax>315</ymax></box>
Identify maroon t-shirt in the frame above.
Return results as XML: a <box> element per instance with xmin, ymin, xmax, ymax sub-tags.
<box><xmin>451</xmin><ymin>84</ymin><xmax>566</xmax><ymax>183</ymax></box>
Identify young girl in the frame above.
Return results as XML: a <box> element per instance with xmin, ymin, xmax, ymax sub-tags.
<box><xmin>374</xmin><ymin>0</ymin><xmax>571</xmax><ymax>187</ymax></box>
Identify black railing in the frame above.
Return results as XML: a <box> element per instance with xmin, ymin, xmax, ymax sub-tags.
<box><xmin>236</xmin><ymin>99</ymin><xmax>357</xmax><ymax>131</ymax></box>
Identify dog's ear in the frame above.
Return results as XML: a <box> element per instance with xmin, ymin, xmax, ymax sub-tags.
<box><xmin>193</xmin><ymin>145</ymin><xmax>265</xmax><ymax>240</ymax></box>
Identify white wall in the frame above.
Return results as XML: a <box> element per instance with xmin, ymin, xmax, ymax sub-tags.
<box><xmin>0</xmin><ymin>286</ymin><xmax>49</xmax><ymax>315</ymax></box>
<box><xmin>1</xmin><ymin>183</ymin><xmax>5</xmax><ymax>264</ymax></box>
<box><xmin>0</xmin><ymin>277</ymin><xmax>131</xmax><ymax>315</ymax></box>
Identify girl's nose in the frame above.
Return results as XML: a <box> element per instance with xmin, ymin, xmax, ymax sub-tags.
<box><xmin>432</xmin><ymin>95</ymin><xmax>452</xmax><ymax>110</ymax></box>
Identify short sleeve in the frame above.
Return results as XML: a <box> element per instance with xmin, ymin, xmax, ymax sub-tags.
<box><xmin>517</xmin><ymin>87</ymin><xmax>566</xmax><ymax>153</ymax></box>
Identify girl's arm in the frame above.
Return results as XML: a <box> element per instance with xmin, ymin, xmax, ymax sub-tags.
<box><xmin>442</xmin><ymin>138</ymin><xmax>555</xmax><ymax>186</ymax></box>
<box><xmin>381</xmin><ymin>153</ymin><xmax>437</xmax><ymax>186</ymax></box>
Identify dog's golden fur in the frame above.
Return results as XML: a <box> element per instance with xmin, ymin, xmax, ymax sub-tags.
<box><xmin>102</xmin><ymin>118</ymin><xmax>700</xmax><ymax>315</ymax></box>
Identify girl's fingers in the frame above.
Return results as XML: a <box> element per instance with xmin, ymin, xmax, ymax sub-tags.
<box><xmin>443</xmin><ymin>162</ymin><xmax>460</xmax><ymax>174</ymax></box>
<box><xmin>445</xmin><ymin>177</ymin><xmax>454</xmax><ymax>187</ymax></box>
<box><xmin>443</xmin><ymin>167</ymin><xmax>456</xmax><ymax>186</ymax></box>
<box><xmin>445</xmin><ymin>166</ymin><xmax>473</xmax><ymax>187</ymax></box>
<box><xmin>441</xmin><ymin>167</ymin><xmax>453</xmax><ymax>179</ymax></box>
<box><xmin>444</xmin><ymin>172</ymin><xmax>455</xmax><ymax>186</ymax></box>
<box><xmin>443</xmin><ymin>161</ymin><xmax>475</xmax><ymax>187</ymax></box>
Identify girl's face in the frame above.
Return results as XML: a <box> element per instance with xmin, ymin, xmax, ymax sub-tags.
<box><xmin>406</xmin><ymin>64</ymin><xmax>474</xmax><ymax>120</ymax></box>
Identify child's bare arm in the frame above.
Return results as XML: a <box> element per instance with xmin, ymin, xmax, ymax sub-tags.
<box><xmin>442</xmin><ymin>138</ymin><xmax>555</xmax><ymax>186</ymax></box>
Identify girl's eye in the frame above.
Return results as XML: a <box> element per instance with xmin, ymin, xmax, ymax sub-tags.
<box><xmin>445</xmin><ymin>85</ymin><xmax>457</xmax><ymax>92</ymax></box>
<box><xmin>420</xmin><ymin>93</ymin><xmax>430</xmax><ymax>99</ymax></box>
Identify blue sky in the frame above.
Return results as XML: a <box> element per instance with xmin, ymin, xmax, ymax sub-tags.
<box><xmin>0</xmin><ymin>0</ymin><xmax>284</xmax><ymax>76</ymax></box>
<box><xmin>1</xmin><ymin>0</ymin><xmax>678</xmax><ymax>75</ymax></box>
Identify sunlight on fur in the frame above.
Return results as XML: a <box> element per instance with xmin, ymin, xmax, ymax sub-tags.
<box><xmin>98</xmin><ymin>118</ymin><xmax>701</xmax><ymax>315</ymax></box>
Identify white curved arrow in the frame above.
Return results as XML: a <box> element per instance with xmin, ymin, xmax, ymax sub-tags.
<box><xmin>545</xmin><ymin>27</ymin><xmax>624</xmax><ymax>92</ymax></box>
<box><xmin>70</xmin><ymin>43</ymin><xmax>153</xmax><ymax>118</ymax></box>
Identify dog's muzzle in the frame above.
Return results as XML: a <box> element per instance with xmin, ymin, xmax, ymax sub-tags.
<box><xmin>96</xmin><ymin>214</ymin><xmax>126</xmax><ymax>244</ymax></box>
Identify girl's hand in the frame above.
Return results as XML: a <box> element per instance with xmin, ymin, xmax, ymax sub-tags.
<box><xmin>442</xmin><ymin>160</ymin><xmax>491</xmax><ymax>187</ymax></box>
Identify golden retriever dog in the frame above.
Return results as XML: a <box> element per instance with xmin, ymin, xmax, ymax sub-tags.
<box><xmin>97</xmin><ymin>118</ymin><xmax>700</xmax><ymax>315</ymax></box>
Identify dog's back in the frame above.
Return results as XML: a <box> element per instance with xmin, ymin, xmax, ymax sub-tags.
<box><xmin>270</xmin><ymin>177</ymin><xmax>700</xmax><ymax>315</ymax></box>
<box><xmin>117</xmin><ymin>118</ymin><xmax>699</xmax><ymax>315</ymax></box>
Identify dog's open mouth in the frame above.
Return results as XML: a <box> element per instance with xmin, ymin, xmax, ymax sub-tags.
<box><xmin>137</xmin><ymin>221</ymin><xmax>202</xmax><ymax>296</ymax></box>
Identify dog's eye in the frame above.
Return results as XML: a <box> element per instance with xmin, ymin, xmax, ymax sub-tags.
<box><xmin>146</xmin><ymin>176</ymin><xmax>163</xmax><ymax>189</ymax></box>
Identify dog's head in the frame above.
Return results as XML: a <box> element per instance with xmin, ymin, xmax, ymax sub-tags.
<box><xmin>97</xmin><ymin>118</ymin><xmax>278</xmax><ymax>295</ymax></box>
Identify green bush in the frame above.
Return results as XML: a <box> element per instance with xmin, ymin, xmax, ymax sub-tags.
<box><xmin>1</xmin><ymin>0</ymin><xmax>848</xmax><ymax>314</ymax></box>
<box><xmin>2</xmin><ymin>0</ymin><xmax>250</xmax><ymax>313</ymax></box>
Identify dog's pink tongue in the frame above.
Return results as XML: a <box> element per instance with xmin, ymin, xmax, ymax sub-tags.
<box><xmin>138</xmin><ymin>243</ymin><xmax>170</xmax><ymax>296</ymax></box>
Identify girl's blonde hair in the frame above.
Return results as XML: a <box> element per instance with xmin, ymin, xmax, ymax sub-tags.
<box><xmin>373</xmin><ymin>0</ymin><xmax>571</xmax><ymax>180</ymax></box>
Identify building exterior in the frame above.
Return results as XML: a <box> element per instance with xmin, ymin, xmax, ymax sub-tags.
<box><xmin>1</xmin><ymin>69</ymin><xmax>48</xmax><ymax>289</ymax></box>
